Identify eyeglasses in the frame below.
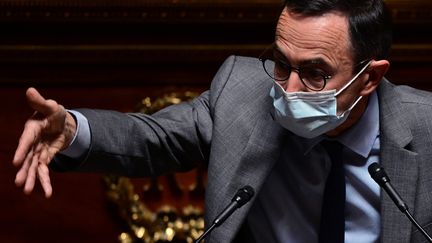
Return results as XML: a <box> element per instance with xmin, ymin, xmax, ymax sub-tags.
<box><xmin>259</xmin><ymin>44</ymin><xmax>332</xmax><ymax>91</ymax></box>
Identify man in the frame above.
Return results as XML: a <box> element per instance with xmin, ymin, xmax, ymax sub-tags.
<box><xmin>12</xmin><ymin>0</ymin><xmax>432</xmax><ymax>242</ymax></box>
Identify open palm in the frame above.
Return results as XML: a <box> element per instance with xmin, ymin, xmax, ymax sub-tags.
<box><xmin>13</xmin><ymin>88</ymin><xmax>76</xmax><ymax>198</ymax></box>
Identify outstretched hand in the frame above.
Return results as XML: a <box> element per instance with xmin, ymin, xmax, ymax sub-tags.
<box><xmin>13</xmin><ymin>88</ymin><xmax>77</xmax><ymax>198</ymax></box>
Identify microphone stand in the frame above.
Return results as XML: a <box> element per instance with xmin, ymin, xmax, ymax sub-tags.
<box><xmin>404</xmin><ymin>210</ymin><xmax>432</xmax><ymax>242</ymax></box>
<box><xmin>369</xmin><ymin>163</ymin><xmax>432</xmax><ymax>242</ymax></box>
<box><xmin>195</xmin><ymin>224</ymin><xmax>216</xmax><ymax>243</ymax></box>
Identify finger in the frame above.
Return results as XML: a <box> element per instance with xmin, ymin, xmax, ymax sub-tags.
<box><xmin>23</xmin><ymin>151</ymin><xmax>40</xmax><ymax>195</ymax></box>
<box><xmin>15</xmin><ymin>149</ymin><xmax>33</xmax><ymax>187</ymax></box>
<box><xmin>13</xmin><ymin>121</ymin><xmax>40</xmax><ymax>166</ymax></box>
<box><xmin>38</xmin><ymin>164</ymin><xmax>52</xmax><ymax>198</ymax></box>
<box><xmin>26</xmin><ymin>87</ymin><xmax>59</xmax><ymax>117</ymax></box>
<box><xmin>39</xmin><ymin>144</ymin><xmax>55</xmax><ymax>166</ymax></box>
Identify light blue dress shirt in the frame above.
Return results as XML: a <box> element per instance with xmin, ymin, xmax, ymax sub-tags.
<box><xmin>61</xmin><ymin>110</ymin><xmax>91</xmax><ymax>158</ymax></box>
<box><xmin>61</xmin><ymin>92</ymin><xmax>381</xmax><ymax>243</ymax></box>
<box><xmin>248</xmin><ymin>91</ymin><xmax>381</xmax><ymax>242</ymax></box>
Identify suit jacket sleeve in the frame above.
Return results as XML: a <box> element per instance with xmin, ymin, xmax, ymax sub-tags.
<box><xmin>51</xmin><ymin>55</ymin><xmax>238</xmax><ymax>177</ymax></box>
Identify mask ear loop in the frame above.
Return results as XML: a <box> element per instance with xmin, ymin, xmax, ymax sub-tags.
<box><xmin>335</xmin><ymin>60</ymin><xmax>372</xmax><ymax>117</ymax></box>
<box><xmin>335</xmin><ymin>60</ymin><xmax>372</xmax><ymax>96</ymax></box>
<box><xmin>337</xmin><ymin>96</ymin><xmax>363</xmax><ymax>117</ymax></box>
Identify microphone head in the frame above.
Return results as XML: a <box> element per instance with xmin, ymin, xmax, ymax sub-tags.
<box><xmin>368</xmin><ymin>162</ymin><xmax>390</xmax><ymax>186</ymax></box>
<box><xmin>232</xmin><ymin>185</ymin><xmax>255</xmax><ymax>207</ymax></box>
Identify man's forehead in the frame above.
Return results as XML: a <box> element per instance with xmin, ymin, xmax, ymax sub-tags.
<box><xmin>275</xmin><ymin>8</ymin><xmax>352</xmax><ymax>65</ymax></box>
<box><xmin>276</xmin><ymin>8</ymin><xmax>349</xmax><ymax>34</ymax></box>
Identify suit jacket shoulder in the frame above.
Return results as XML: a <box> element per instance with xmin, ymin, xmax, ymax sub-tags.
<box><xmin>388</xmin><ymin>82</ymin><xmax>432</xmax><ymax>150</ymax></box>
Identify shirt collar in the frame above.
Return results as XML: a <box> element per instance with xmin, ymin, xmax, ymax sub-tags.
<box><xmin>337</xmin><ymin>91</ymin><xmax>379</xmax><ymax>158</ymax></box>
<box><xmin>303</xmin><ymin>91</ymin><xmax>379</xmax><ymax>157</ymax></box>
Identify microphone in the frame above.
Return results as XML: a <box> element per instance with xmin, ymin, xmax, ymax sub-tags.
<box><xmin>195</xmin><ymin>185</ymin><xmax>255</xmax><ymax>243</ymax></box>
<box><xmin>368</xmin><ymin>162</ymin><xmax>408</xmax><ymax>212</ymax></box>
<box><xmin>368</xmin><ymin>163</ymin><xmax>432</xmax><ymax>242</ymax></box>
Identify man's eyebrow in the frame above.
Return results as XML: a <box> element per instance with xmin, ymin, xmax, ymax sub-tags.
<box><xmin>299</xmin><ymin>59</ymin><xmax>332</xmax><ymax>69</ymax></box>
<box><xmin>273</xmin><ymin>43</ymin><xmax>335</xmax><ymax>71</ymax></box>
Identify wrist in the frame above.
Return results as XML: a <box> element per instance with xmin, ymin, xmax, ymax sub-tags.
<box><xmin>63</xmin><ymin>111</ymin><xmax>77</xmax><ymax>150</ymax></box>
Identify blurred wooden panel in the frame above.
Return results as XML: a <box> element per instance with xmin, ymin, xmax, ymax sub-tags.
<box><xmin>0</xmin><ymin>0</ymin><xmax>281</xmax><ymax>89</ymax></box>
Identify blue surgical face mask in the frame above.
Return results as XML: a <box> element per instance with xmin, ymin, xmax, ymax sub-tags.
<box><xmin>269</xmin><ymin>61</ymin><xmax>371</xmax><ymax>138</ymax></box>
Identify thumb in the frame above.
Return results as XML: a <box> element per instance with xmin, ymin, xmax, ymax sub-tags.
<box><xmin>26</xmin><ymin>87</ymin><xmax>58</xmax><ymax>116</ymax></box>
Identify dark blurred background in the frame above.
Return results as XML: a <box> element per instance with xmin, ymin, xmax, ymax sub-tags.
<box><xmin>0</xmin><ymin>0</ymin><xmax>431</xmax><ymax>242</ymax></box>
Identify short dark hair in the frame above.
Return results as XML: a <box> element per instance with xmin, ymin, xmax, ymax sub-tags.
<box><xmin>284</xmin><ymin>0</ymin><xmax>392</xmax><ymax>68</ymax></box>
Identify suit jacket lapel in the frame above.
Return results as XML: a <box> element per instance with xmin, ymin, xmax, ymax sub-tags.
<box><xmin>378</xmin><ymin>80</ymin><xmax>419</xmax><ymax>243</ymax></box>
<box><xmin>206</xmin><ymin>79</ymin><xmax>286</xmax><ymax>242</ymax></box>
<box><xmin>214</xmin><ymin>112</ymin><xmax>286</xmax><ymax>241</ymax></box>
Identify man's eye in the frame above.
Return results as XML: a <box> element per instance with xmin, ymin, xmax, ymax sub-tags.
<box><xmin>271</xmin><ymin>60</ymin><xmax>291</xmax><ymax>80</ymax></box>
<box><xmin>302</xmin><ymin>68</ymin><xmax>326</xmax><ymax>82</ymax></box>
<box><xmin>275</xmin><ymin>59</ymin><xmax>290</xmax><ymax>70</ymax></box>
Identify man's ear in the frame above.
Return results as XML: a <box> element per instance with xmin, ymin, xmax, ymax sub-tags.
<box><xmin>360</xmin><ymin>59</ymin><xmax>390</xmax><ymax>96</ymax></box>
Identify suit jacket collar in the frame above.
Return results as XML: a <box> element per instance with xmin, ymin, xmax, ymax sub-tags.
<box><xmin>378</xmin><ymin>79</ymin><xmax>418</xmax><ymax>243</ymax></box>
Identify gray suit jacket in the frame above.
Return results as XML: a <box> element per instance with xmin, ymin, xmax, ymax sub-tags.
<box><xmin>56</xmin><ymin>56</ymin><xmax>432</xmax><ymax>242</ymax></box>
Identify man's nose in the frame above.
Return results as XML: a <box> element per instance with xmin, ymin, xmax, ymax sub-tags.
<box><xmin>282</xmin><ymin>71</ymin><xmax>307</xmax><ymax>92</ymax></box>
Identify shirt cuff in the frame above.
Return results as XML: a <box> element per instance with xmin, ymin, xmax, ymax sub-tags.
<box><xmin>59</xmin><ymin>110</ymin><xmax>91</xmax><ymax>159</ymax></box>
